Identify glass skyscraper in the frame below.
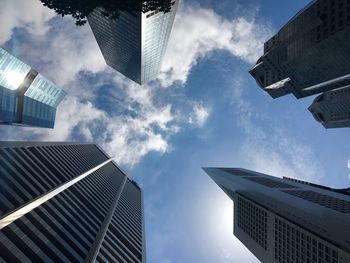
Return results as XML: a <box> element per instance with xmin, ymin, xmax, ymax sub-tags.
<box><xmin>88</xmin><ymin>1</ymin><xmax>179</xmax><ymax>85</ymax></box>
<box><xmin>204</xmin><ymin>167</ymin><xmax>350</xmax><ymax>263</ymax></box>
<box><xmin>250</xmin><ymin>0</ymin><xmax>350</xmax><ymax>99</ymax></box>
<box><xmin>0</xmin><ymin>141</ymin><xmax>145</xmax><ymax>262</ymax></box>
<box><xmin>0</xmin><ymin>48</ymin><xmax>66</xmax><ymax>128</ymax></box>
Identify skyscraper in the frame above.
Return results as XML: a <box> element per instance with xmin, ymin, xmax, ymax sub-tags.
<box><xmin>0</xmin><ymin>48</ymin><xmax>66</xmax><ymax>128</ymax></box>
<box><xmin>87</xmin><ymin>1</ymin><xmax>179</xmax><ymax>85</ymax></box>
<box><xmin>204</xmin><ymin>167</ymin><xmax>350</xmax><ymax>263</ymax></box>
<box><xmin>0</xmin><ymin>141</ymin><xmax>145</xmax><ymax>262</ymax></box>
<box><xmin>250</xmin><ymin>0</ymin><xmax>350</xmax><ymax>99</ymax></box>
<box><xmin>309</xmin><ymin>86</ymin><xmax>350</xmax><ymax>128</ymax></box>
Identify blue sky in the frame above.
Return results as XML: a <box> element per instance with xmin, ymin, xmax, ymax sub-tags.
<box><xmin>1</xmin><ymin>0</ymin><xmax>349</xmax><ymax>262</ymax></box>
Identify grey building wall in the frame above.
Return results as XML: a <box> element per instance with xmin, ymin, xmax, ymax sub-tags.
<box><xmin>204</xmin><ymin>167</ymin><xmax>350</xmax><ymax>263</ymax></box>
<box><xmin>309</xmin><ymin>85</ymin><xmax>350</xmax><ymax>128</ymax></box>
<box><xmin>0</xmin><ymin>142</ymin><xmax>145</xmax><ymax>262</ymax></box>
<box><xmin>250</xmin><ymin>0</ymin><xmax>350</xmax><ymax>99</ymax></box>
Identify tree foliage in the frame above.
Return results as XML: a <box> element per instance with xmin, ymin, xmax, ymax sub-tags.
<box><xmin>40</xmin><ymin>0</ymin><xmax>174</xmax><ymax>26</ymax></box>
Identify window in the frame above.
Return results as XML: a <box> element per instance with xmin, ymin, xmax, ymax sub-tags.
<box><xmin>236</xmin><ymin>195</ymin><xmax>268</xmax><ymax>250</ymax></box>
<box><xmin>220</xmin><ymin>168</ymin><xmax>257</xmax><ymax>177</ymax></box>
<box><xmin>282</xmin><ymin>190</ymin><xmax>350</xmax><ymax>213</ymax></box>
<box><xmin>274</xmin><ymin>217</ymin><xmax>339</xmax><ymax>263</ymax></box>
<box><xmin>244</xmin><ymin>177</ymin><xmax>297</xmax><ymax>189</ymax></box>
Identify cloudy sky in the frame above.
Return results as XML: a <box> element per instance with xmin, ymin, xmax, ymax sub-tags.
<box><xmin>1</xmin><ymin>0</ymin><xmax>349</xmax><ymax>262</ymax></box>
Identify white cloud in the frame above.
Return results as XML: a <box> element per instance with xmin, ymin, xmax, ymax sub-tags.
<box><xmin>5</xmin><ymin>19</ymin><xmax>107</xmax><ymax>89</ymax></box>
<box><xmin>0</xmin><ymin>0</ymin><xmax>178</xmax><ymax>166</ymax></box>
<box><xmin>229</xmin><ymin>74</ymin><xmax>325</xmax><ymax>183</ymax></box>
<box><xmin>0</xmin><ymin>0</ymin><xmax>55</xmax><ymax>45</ymax></box>
<box><xmin>0</xmin><ymin>0</ymin><xmax>272</xmax><ymax>167</ymax></box>
<box><xmin>240</xmin><ymin>137</ymin><xmax>324</xmax><ymax>182</ymax></box>
<box><xmin>0</xmin><ymin>0</ymin><xmax>107</xmax><ymax>91</ymax></box>
<box><xmin>99</xmin><ymin>78</ymin><xmax>179</xmax><ymax>165</ymax></box>
<box><xmin>0</xmin><ymin>79</ymin><xmax>178</xmax><ymax>166</ymax></box>
<box><xmin>189</xmin><ymin>102</ymin><xmax>210</xmax><ymax>127</ymax></box>
<box><xmin>158</xmin><ymin>4</ymin><xmax>272</xmax><ymax>87</ymax></box>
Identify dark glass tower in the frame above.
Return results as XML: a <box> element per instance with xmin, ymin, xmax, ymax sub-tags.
<box><xmin>87</xmin><ymin>1</ymin><xmax>179</xmax><ymax>85</ymax></box>
<box><xmin>309</xmin><ymin>86</ymin><xmax>350</xmax><ymax>128</ymax></box>
<box><xmin>204</xmin><ymin>167</ymin><xmax>350</xmax><ymax>263</ymax></box>
<box><xmin>0</xmin><ymin>48</ymin><xmax>66</xmax><ymax>128</ymax></box>
<box><xmin>0</xmin><ymin>142</ymin><xmax>145</xmax><ymax>262</ymax></box>
<box><xmin>250</xmin><ymin>0</ymin><xmax>350</xmax><ymax>99</ymax></box>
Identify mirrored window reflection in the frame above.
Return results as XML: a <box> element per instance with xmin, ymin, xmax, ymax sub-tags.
<box><xmin>0</xmin><ymin>49</ymin><xmax>31</xmax><ymax>91</ymax></box>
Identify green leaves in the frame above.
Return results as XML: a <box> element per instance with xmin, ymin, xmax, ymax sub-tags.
<box><xmin>39</xmin><ymin>0</ymin><xmax>173</xmax><ymax>26</ymax></box>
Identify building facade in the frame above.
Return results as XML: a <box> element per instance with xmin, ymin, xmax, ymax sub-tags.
<box><xmin>309</xmin><ymin>85</ymin><xmax>350</xmax><ymax>128</ymax></box>
<box><xmin>0</xmin><ymin>48</ymin><xmax>66</xmax><ymax>128</ymax></box>
<box><xmin>250</xmin><ymin>0</ymin><xmax>350</xmax><ymax>99</ymax></box>
<box><xmin>88</xmin><ymin>1</ymin><xmax>179</xmax><ymax>85</ymax></box>
<box><xmin>0</xmin><ymin>142</ymin><xmax>145</xmax><ymax>262</ymax></box>
<box><xmin>204</xmin><ymin>167</ymin><xmax>350</xmax><ymax>263</ymax></box>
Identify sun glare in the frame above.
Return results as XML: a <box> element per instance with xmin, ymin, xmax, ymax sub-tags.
<box><xmin>205</xmin><ymin>190</ymin><xmax>234</xmax><ymax>241</ymax></box>
<box><xmin>4</xmin><ymin>70</ymin><xmax>26</xmax><ymax>90</ymax></box>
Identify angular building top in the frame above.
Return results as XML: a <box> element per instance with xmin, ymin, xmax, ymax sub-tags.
<box><xmin>0</xmin><ymin>48</ymin><xmax>66</xmax><ymax>128</ymax></box>
<box><xmin>309</xmin><ymin>85</ymin><xmax>350</xmax><ymax>128</ymax></box>
<box><xmin>88</xmin><ymin>1</ymin><xmax>179</xmax><ymax>85</ymax></box>
<box><xmin>250</xmin><ymin>0</ymin><xmax>350</xmax><ymax>99</ymax></box>
<box><xmin>204</xmin><ymin>167</ymin><xmax>350</xmax><ymax>263</ymax></box>
<box><xmin>0</xmin><ymin>141</ymin><xmax>145</xmax><ymax>262</ymax></box>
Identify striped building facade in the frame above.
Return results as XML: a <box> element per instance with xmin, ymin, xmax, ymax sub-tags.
<box><xmin>0</xmin><ymin>142</ymin><xmax>145</xmax><ymax>262</ymax></box>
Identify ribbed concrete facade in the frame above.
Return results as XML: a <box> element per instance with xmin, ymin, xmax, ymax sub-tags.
<box><xmin>0</xmin><ymin>142</ymin><xmax>145</xmax><ymax>262</ymax></box>
<box><xmin>204</xmin><ymin>167</ymin><xmax>350</xmax><ymax>263</ymax></box>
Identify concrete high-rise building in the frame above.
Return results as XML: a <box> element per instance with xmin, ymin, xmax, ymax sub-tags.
<box><xmin>0</xmin><ymin>142</ymin><xmax>145</xmax><ymax>263</ymax></box>
<box><xmin>87</xmin><ymin>1</ymin><xmax>179</xmax><ymax>85</ymax></box>
<box><xmin>204</xmin><ymin>167</ymin><xmax>350</xmax><ymax>263</ymax></box>
<box><xmin>309</xmin><ymin>86</ymin><xmax>350</xmax><ymax>128</ymax></box>
<box><xmin>250</xmin><ymin>0</ymin><xmax>350</xmax><ymax>99</ymax></box>
<box><xmin>0</xmin><ymin>48</ymin><xmax>66</xmax><ymax>128</ymax></box>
